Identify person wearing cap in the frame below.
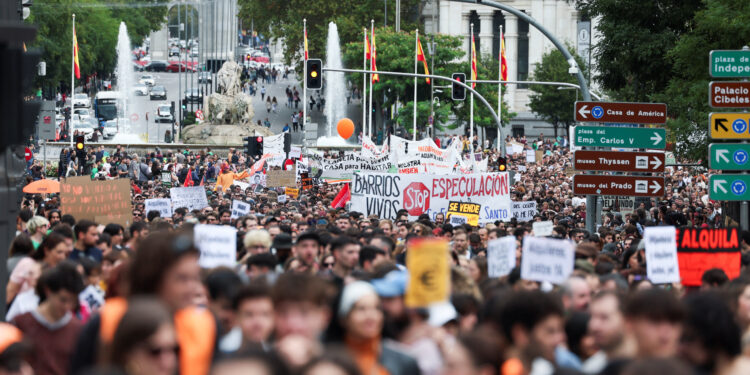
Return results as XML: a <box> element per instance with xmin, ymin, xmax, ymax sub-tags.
<box><xmin>271</xmin><ymin>233</ymin><xmax>294</xmax><ymax>267</ymax></box>
<box><xmin>331</xmin><ymin>281</ymin><xmax>420</xmax><ymax>375</ymax></box>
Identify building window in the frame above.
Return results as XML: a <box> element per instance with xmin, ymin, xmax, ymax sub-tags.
<box><xmin>492</xmin><ymin>11</ymin><xmax>505</xmax><ymax>60</ymax></box>
<box><xmin>469</xmin><ymin>11</ymin><xmax>480</xmax><ymax>56</ymax></box>
<box><xmin>517</xmin><ymin>17</ymin><xmax>529</xmax><ymax>82</ymax></box>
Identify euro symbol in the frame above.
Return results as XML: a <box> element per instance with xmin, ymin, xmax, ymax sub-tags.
<box><xmin>420</xmin><ymin>270</ymin><xmax>434</xmax><ymax>289</ymax></box>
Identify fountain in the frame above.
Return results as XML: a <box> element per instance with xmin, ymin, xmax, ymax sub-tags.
<box><xmin>316</xmin><ymin>22</ymin><xmax>348</xmax><ymax>147</ymax></box>
<box><xmin>114</xmin><ymin>22</ymin><xmax>147</xmax><ymax>142</ymax></box>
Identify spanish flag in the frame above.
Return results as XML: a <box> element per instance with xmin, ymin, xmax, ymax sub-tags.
<box><xmin>500</xmin><ymin>29</ymin><xmax>508</xmax><ymax>82</ymax></box>
<box><xmin>303</xmin><ymin>26</ymin><xmax>309</xmax><ymax>60</ymax></box>
<box><xmin>371</xmin><ymin>30</ymin><xmax>379</xmax><ymax>83</ymax></box>
<box><xmin>470</xmin><ymin>33</ymin><xmax>477</xmax><ymax>88</ymax></box>
<box><xmin>364</xmin><ymin>28</ymin><xmax>371</xmax><ymax>60</ymax></box>
<box><xmin>73</xmin><ymin>25</ymin><xmax>81</xmax><ymax>79</ymax></box>
<box><xmin>416</xmin><ymin>36</ymin><xmax>430</xmax><ymax>84</ymax></box>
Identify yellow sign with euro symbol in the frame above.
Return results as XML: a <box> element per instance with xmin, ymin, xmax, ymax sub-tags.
<box><xmin>405</xmin><ymin>238</ymin><xmax>450</xmax><ymax>308</ymax></box>
<box><xmin>710</xmin><ymin>113</ymin><xmax>750</xmax><ymax>139</ymax></box>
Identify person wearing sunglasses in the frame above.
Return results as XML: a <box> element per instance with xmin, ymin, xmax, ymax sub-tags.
<box><xmin>132</xmin><ymin>210</ymin><xmax>144</xmax><ymax>223</ymax></box>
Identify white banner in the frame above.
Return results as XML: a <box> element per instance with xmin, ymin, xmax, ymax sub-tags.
<box><xmin>289</xmin><ymin>146</ymin><xmax>302</xmax><ymax>159</ymax></box>
<box><xmin>194</xmin><ymin>224</ymin><xmax>237</xmax><ymax>268</ymax></box>
<box><xmin>520</xmin><ymin>236</ymin><xmax>575</xmax><ymax>285</ymax></box>
<box><xmin>308</xmin><ymin>152</ymin><xmax>393</xmax><ymax>180</ymax></box>
<box><xmin>390</xmin><ymin>135</ymin><xmax>462</xmax><ymax>174</ymax></box>
<box><xmin>144</xmin><ymin>198</ymin><xmax>172</xmax><ymax>218</ymax></box>
<box><xmin>231</xmin><ymin>200</ymin><xmax>251</xmax><ymax>219</ymax></box>
<box><xmin>644</xmin><ymin>226</ymin><xmax>680</xmax><ymax>284</ymax></box>
<box><xmin>350</xmin><ymin>172</ymin><xmax>512</xmax><ymax>224</ymax></box>
<box><xmin>602</xmin><ymin>196</ymin><xmax>636</xmax><ymax>215</ymax></box>
<box><xmin>170</xmin><ymin>186</ymin><xmax>208</xmax><ymax>211</ymax></box>
<box><xmin>511</xmin><ymin>201</ymin><xmax>537</xmax><ymax>222</ymax></box>
<box><xmin>532</xmin><ymin>221</ymin><xmax>554</xmax><ymax>237</ymax></box>
<box><xmin>487</xmin><ymin>236</ymin><xmax>517</xmax><ymax>278</ymax></box>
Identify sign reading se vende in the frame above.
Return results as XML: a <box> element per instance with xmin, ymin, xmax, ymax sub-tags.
<box><xmin>574</xmin><ymin>101</ymin><xmax>667</xmax><ymax>124</ymax></box>
<box><xmin>709</xmin><ymin>81</ymin><xmax>750</xmax><ymax>108</ymax></box>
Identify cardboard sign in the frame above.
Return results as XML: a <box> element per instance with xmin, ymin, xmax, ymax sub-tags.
<box><xmin>145</xmin><ymin>198</ymin><xmax>172</xmax><ymax>218</ymax></box>
<box><xmin>526</xmin><ymin>149</ymin><xmax>536</xmax><ymax>163</ymax></box>
<box><xmin>511</xmin><ymin>201</ymin><xmax>537</xmax><ymax>222</ymax></box>
<box><xmin>230</xmin><ymin>200</ymin><xmax>250</xmax><ymax>219</ymax></box>
<box><xmin>170</xmin><ymin>186</ymin><xmax>209</xmax><ymax>211</ymax></box>
<box><xmin>487</xmin><ymin>236</ymin><xmax>517</xmax><ymax>278</ymax></box>
<box><xmin>676</xmin><ymin>228</ymin><xmax>740</xmax><ymax>286</ymax></box>
<box><xmin>285</xmin><ymin>187</ymin><xmax>299</xmax><ymax>198</ymax></box>
<box><xmin>60</xmin><ymin>177</ymin><xmax>132</xmax><ymax>227</ymax></box>
<box><xmin>535</xmin><ymin>150</ymin><xmax>543</xmax><ymax>163</ymax></box>
<box><xmin>644</xmin><ymin>226</ymin><xmax>680</xmax><ymax>284</ymax></box>
<box><xmin>194</xmin><ymin>224</ymin><xmax>237</xmax><ymax>268</ymax></box>
<box><xmin>79</xmin><ymin>285</ymin><xmax>105</xmax><ymax>312</ymax></box>
<box><xmin>446</xmin><ymin>201</ymin><xmax>480</xmax><ymax>226</ymax></box>
<box><xmin>532</xmin><ymin>221</ymin><xmax>554</xmax><ymax>237</ymax></box>
<box><xmin>350</xmin><ymin>172</ymin><xmax>512</xmax><ymax>224</ymax></box>
<box><xmin>405</xmin><ymin>238</ymin><xmax>450</xmax><ymax>307</ymax></box>
<box><xmin>520</xmin><ymin>236</ymin><xmax>575</xmax><ymax>285</ymax></box>
<box><xmin>266</xmin><ymin>168</ymin><xmax>296</xmax><ymax>187</ymax></box>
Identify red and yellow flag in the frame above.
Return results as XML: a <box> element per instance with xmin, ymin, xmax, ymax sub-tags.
<box><xmin>500</xmin><ymin>30</ymin><xmax>508</xmax><ymax>82</ymax></box>
<box><xmin>470</xmin><ymin>33</ymin><xmax>477</xmax><ymax>88</ymax></box>
<box><xmin>371</xmin><ymin>30</ymin><xmax>379</xmax><ymax>83</ymax></box>
<box><xmin>303</xmin><ymin>27</ymin><xmax>309</xmax><ymax>60</ymax></box>
<box><xmin>364</xmin><ymin>28</ymin><xmax>371</xmax><ymax>60</ymax></box>
<box><xmin>416</xmin><ymin>36</ymin><xmax>430</xmax><ymax>84</ymax></box>
<box><xmin>73</xmin><ymin>25</ymin><xmax>81</xmax><ymax>79</ymax></box>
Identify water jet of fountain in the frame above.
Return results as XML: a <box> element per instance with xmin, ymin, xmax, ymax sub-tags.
<box><xmin>316</xmin><ymin>22</ymin><xmax>348</xmax><ymax>146</ymax></box>
<box><xmin>115</xmin><ymin>22</ymin><xmax>147</xmax><ymax>142</ymax></box>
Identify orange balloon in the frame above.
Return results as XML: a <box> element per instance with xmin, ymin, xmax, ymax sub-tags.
<box><xmin>337</xmin><ymin>118</ymin><xmax>354</xmax><ymax>139</ymax></box>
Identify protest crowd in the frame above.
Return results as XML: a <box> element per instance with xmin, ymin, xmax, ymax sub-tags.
<box><xmin>3</xmin><ymin>131</ymin><xmax>750</xmax><ymax>375</ymax></box>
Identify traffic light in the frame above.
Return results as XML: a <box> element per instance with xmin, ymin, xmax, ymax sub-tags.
<box><xmin>452</xmin><ymin>73</ymin><xmax>466</xmax><ymax>101</ymax></box>
<box><xmin>75</xmin><ymin>135</ymin><xmax>85</xmax><ymax>151</ymax></box>
<box><xmin>306</xmin><ymin>59</ymin><xmax>322</xmax><ymax>90</ymax></box>
<box><xmin>244</xmin><ymin>136</ymin><xmax>264</xmax><ymax>159</ymax></box>
<box><xmin>243</xmin><ymin>136</ymin><xmax>253</xmax><ymax>156</ymax></box>
<box><xmin>283</xmin><ymin>132</ymin><xmax>291</xmax><ymax>154</ymax></box>
<box><xmin>254</xmin><ymin>136</ymin><xmax>264</xmax><ymax>158</ymax></box>
<box><xmin>498</xmin><ymin>156</ymin><xmax>507</xmax><ymax>172</ymax></box>
<box><xmin>1</xmin><ymin>44</ymin><xmax>40</xmax><ymax>149</ymax></box>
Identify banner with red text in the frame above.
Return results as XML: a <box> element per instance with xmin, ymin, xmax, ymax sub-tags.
<box><xmin>350</xmin><ymin>172</ymin><xmax>512</xmax><ymax>224</ymax></box>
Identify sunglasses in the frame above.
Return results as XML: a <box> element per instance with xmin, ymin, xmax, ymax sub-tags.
<box><xmin>323</xmin><ymin>262</ymin><xmax>335</xmax><ymax>268</ymax></box>
<box><xmin>147</xmin><ymin>344</ymin><xmax>179</xmax><ymax>357</ymax></box>
<box><xmin>133</xmin><ymin>213</ymin><xmax>142</xmax><ymax>217</ymax></box>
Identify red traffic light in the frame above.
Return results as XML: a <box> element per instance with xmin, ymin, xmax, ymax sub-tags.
<box><xmin>256</xmin><ymin>136</ymin><xmax>263</xmax><ymax>143</ymax></box>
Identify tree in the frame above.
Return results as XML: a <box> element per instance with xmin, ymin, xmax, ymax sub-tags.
<box><xmin>577</xmin><ymin>0</ymin><xmax>703</xmax><ymax>101</ymax></box>
<box><xmin>527</xmin><ymin>47</ymin><xmax>588</xmax><ymax>138</ymax></box>
<box><xmin>659</xmin><ymin>0</ymin><xmax>750</xmax><ymax>162</ymax></box>
<box><xmin>237</xmin><ymin>0</ymin><xmax>421</xmax><ymax>68</ymax></box>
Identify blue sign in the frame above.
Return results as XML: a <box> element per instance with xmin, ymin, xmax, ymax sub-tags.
<box><xmin>732</xmin><ymin>180</ymin><xmax>747</xmax><ymax>196</ymax></box>
<box><xmin>591</xmin><ymin>106</ymin><xmax>604</xmax><ymax>119</ymax></box>
<box><xmin>732</xmin><ymin>119</ymin><xmax>747</xmax><ymax>134</ymax></box>
<box><xmin>734</xmin><ymin>149</ymin><xmax>749</xmax><ymax>165</ymax></box>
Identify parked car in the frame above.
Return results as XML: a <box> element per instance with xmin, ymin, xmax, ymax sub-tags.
<box><xmin>74</xmin><ymin>108</ymin><xmax>92</xmax><ymax>120</ymax></box>
<box><xmin>138</xmin><ymin>74</ymin><xmax>155</xmax><ymax>86</ymax></box>
<box><xmin>150</xmin><ymin>86</ymin><xmax>167</xmax><ymax>100</ymax></box>
<box><xmin>133</xmin><ymin>84</ymin><xmax>149</xmax><ymax>96</ymax></box>
<box><xmin>197</xmin><ymin>71</ymin><xmax>212</xmax><ymax>84</ymax></box>
<box><xmin>73</xmin><ymin>118</ymin><xmax>96</xmax><ymax>140</ymax></box>
<box><xmin>166</xmin><ymin>62</ymin><xmax>196</xmax><ymax>73</ymax></box>
<box><xmin>103</xmin><ymin>119</ymin><xmax>119</xmax><ymax>139</ymax></box>
<box><xmin>169</xmin><ymin>46</ymin><xmax>180</xmax><ymax>57</ymax></box>
<box><xmin>156</xmin><ymin>103</ymin><xmax>173</xmax><ymax>123</ymax></box>
<box><xmin>144</xmin><ymin>60</ymin><xmax>168</xmax><ymax>72</ymax></box>
<box><xmin>72</xmin><ymin>93</ymin><xmax>90</xmax><ymax>108</ymax></box>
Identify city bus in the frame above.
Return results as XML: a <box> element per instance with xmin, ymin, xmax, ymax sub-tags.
<box><xmin>93</xmin><ymin>91</ymin><xmax>123</xmax><ymax>124</ymax></box>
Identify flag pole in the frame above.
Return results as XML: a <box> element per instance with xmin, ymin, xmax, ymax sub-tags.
<box><xmin>368</xmin><ymin>20</ymin><xmax>374</xmax><ymax>139</ymax></box>
<box><xmin>302</xmin><ymin>18</ymin><xmax>308</xmax><ymax>136</ymax></box>
<box><xmin>413</xmin><ymin>29</ymin><xmax>418</xmax><ymax>141</ymax></box>
<box><xmin>469</xmin><ymin>23</ymin><xmax>475</xmax><ymax>167</ymax></box>
<box><xmin>497</xmin><ymin>25</ymin><xmax>502</xmax><ymax>154</ymax></box>
<box><xmin>363</xmin><ymin>27</ymin><xmax>367</xmax><ymax>141</ymax></box>
<box><xmin>70</xmin><ymin>14</ymin><xmax>75</xmax><ymax>147</ymax></box>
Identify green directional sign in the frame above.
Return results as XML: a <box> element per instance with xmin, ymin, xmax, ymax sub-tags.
<box><xmin>710</xmin><ymin>50</ymin><xmax>750</xmax><ymax>78</ymax></box>
<box><xmin>709</xmin><ymin>174</ymin><xmax>750</xmax><ymax>201</ymax></box>
<box><xmin>709</xmin><ymin>144</ymin><xmax>750</xmax><ymax>170</ymax></box>
<box><xmin>573</xmin><ymin>126</ymin><xmax>666</xmax><ymax>149</ymax></box>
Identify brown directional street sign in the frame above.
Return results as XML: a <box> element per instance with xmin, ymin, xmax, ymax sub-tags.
<box><xmin>709</xmin><ymin>81</ymin><xmax>750</xmax><ymax>108</ymax></box>
<box><xmin>573</xmin><ymin>175</ymin><xmax>665</xmax><ymax>197</ymax></box>
<box><xmin>574</xmin><ymin>101</ymin><xmax>668</xmax><ymax>124</ymax></box>
<box><xmin>573</xmin><ymin>151</ymin><xmax>665</xmax><ymax>173</ymax></box>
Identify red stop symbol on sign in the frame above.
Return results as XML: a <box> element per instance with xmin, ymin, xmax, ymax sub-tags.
<box><xmin>403</xmin><ymin>182</ymin><xmax>430</xmax><ymax>217</ymax></box>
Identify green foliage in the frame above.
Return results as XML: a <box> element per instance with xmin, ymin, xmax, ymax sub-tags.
<box><xmin>29</xmin><ymin>0</ymin><xmax>166</xmax><ymax>90</ymax></box>
<box><xmin>577</xmin><ymin>0</ymin><xmax>704</xmax><ymax>101</ymax></box>
<box><xmin>659</xmin><ymin>0</ymin><xmax>750</xmax><ymax>162</ymax></box>
<box><xmin>527</xmin><ymin>47</ymin><xmax>588</xmax><ymax>137</ymax></box>
<box><xmin>395</xmin><ymin>100</ymin><xmax>454</xmax><ymax>134</ymax></box>
<box><xmin>238</xmin><ymin>0</ymin><xmax>421</xmax><ymax>67</ymax></box>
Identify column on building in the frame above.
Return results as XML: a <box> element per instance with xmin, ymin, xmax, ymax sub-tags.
<box><xmin>543</xmin><ymin>0</ymin><xmax>557</xmax><ymax>52</ymax></box>
<box><xmin>528</xmin><ymin>0</ymin><xmax>544</xmax><ymax>74</ymax></box>
<box><xmin>504</xmin><ymin>13</ymin><xmax>518</xmax><ymax>110</ymax></box>
<box><xmin>478</xmin><ymin>10</ymin><xmax>494</xmax><ymax>57</ymax></box>
<box><xmin>461</xmin><ymin>12</ymin><xmax>471</xmax><ymax>58</ymax></box>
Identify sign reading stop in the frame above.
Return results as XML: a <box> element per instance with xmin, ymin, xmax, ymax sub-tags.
<box><xmin>403</xmin><ymin>182</ymin><xmax>430</xmax><ymax>217</ymax></box>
